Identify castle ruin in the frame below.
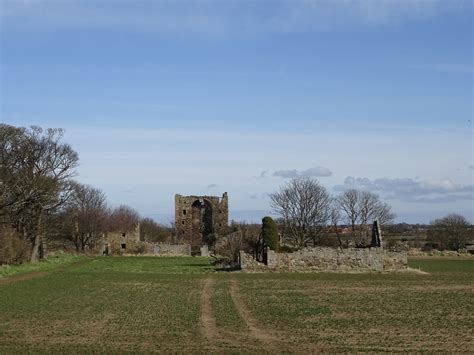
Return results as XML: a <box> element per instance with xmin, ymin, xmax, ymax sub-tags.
<box><xmin>175</xmin><ymin>193</ymin><xmax>228</xmax><ymax>247</ymax></box>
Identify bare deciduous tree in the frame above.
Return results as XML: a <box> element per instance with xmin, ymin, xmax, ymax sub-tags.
<box><xmin>140</xmin><ymin>217</ymin><xmax>172</xmax><ymax>243</ymax></box>
<box><xmin>64</xmin><ymin>183</ymin><xmax>108</xmax><ymax>251</ymax></box>
<box><xmin>107</xmin><ymin>205</ymin><xmax>140</xmax><ymax>233</ymax></box>
<box><xmin>428</xmin><ymin>214</ymin><xmax>472</xmax><ymax>251</ymax></box>
<box><xmin>0</xmin><ymin>125</ymin><xmax>79</xmax><ymax>261</ymax></box>
<box><xmin>329</xmin><ymin>198</ymin><xmax>344</xmax><ymax>249</ymax></box>
<box><xmin>337</xmin><ymin>189</ymin><xmax>359</xmax><ymax>233</ymax></box>
<box><xmin>270</xmin><ymin>178</ymin><xmax>331</xmax><ymax>247</ymax></box>
<box><xmin>337</xmin><ymin>189</ymin><xmax>395</xmax><ymax>247</ymax></box>
<box><xmin>375</xmin><ymin>201</ymin><xmax>396</xmax><ymax>225</ymax></box>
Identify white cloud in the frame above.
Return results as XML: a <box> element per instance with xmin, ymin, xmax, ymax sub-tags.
<box><xmin>206</xmin><ymin>183</ymin><xmax>219</xmax><ymax>189</ymax></box>
<box><xmin>335</xmin><ymin>176</ymin><xmax>474</xmax><ymax>203</ymax></box>
<box><xmin>273</xmin><ymin>166</ymin><xmax>332</xmax><ymax>178</ymax></box>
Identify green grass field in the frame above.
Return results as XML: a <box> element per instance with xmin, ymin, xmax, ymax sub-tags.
<box><xmin>0</xmin><ymin>256</ymin><xmax>472</xmax><ymax>353</ymax></box>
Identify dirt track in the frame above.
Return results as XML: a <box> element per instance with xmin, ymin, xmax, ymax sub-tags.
<box><xmin>0</xmin><ymin>258</ymin><xmax>92</xmax><ymax>286</ymax></box>
<box><xmin>200</xmin><ymin>278</ymin><xmax>218</xmax><ymax>340</ymax></box>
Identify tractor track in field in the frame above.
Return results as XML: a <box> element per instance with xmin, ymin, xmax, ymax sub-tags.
<box><xmin>200</xmin><ymin>277</ymin><xmax>261</xmax><ymax>351</ymax></box>
<box><xmin>200</xmin><ymin>277</ymin><xmax>218</xmax><ymax>341</ymax></box>
<box><xmin>229</xmin><ymin>279</ymin><xmax>280</xmax><ymax>346</ymax></box>
<box><xmin>0</xmin><ymin>270</ymin><xmax>49</xmax><ymax>285</ymax></box>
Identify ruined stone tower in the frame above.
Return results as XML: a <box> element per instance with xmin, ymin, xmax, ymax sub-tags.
<box><xmin>175</xmin><ymin>193</ymin><xmax>228</xmax><ymax>247</ymax></box>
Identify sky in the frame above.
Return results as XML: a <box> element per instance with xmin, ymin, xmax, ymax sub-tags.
<box><xmin>1</xmin><ymin>0</ymin><xmax>473</xmax><ymax>224</ymax></box>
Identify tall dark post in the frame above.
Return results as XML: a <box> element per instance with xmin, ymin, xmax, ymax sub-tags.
<box><xmin>371</xmin><ymin>219</ymin><xmax>382</xmax><ymax>248</ymax></box>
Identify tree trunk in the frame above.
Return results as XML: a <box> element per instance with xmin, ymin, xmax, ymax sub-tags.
<box><xmin>336</xmin><ymin>231</ymin><xmax>343</xmax><ymax>250</ymax></box>
<box><xmin>30</xmin><ymin>208</ymin><xmax>44</xmax><ymax>263</ymax></box>
<box><xmin>80</xmin><ymin>233</ymin><xmax>86</xmax><ymax>251</ymax></box>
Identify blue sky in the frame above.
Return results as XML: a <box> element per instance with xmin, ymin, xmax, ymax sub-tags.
<box><xmin>1</xmin><ymin>0</ymin><xmax>473</xmax><ymax>224</ymax></box>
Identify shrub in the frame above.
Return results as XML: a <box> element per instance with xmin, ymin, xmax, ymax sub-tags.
<box><xmin>206</xmin><ymin>233</ymin><xmax>218</xmax><ymax>250</ymax></box>
<box><xmin>0</xmin><ymin>226</ymin><xmax>30</xmax><ymax>265</ymax></box>
<box><xmin>428</xmin><ymin>214</ymin><xmax>472</xmax><ymax>251</ymax></box>
<box><xmin>314</xmin><ymin>234</ymin><xmax>340</xmax><ymax>248</ymax></box>
<box><xmin>422</xmin><ymin>243</ymin><xmax>436</xmax><ymax>252</ymax></box>
<box><xmin>386</xmin><ymin>240</ymin><xmax>409</xmax><ymax>252</ymax></box>
<box><xmin>130</xmin><ymin>242</ymin><xmax>146</xmax><ymax>255</ymax></box>
<box><xmin>278</xmin><ymin>244</ymin><xmax>297</xmax><ymax>253</ymax></box>
<box><xmin>109</xmin><ymin>243</ymin><xmax>122</xmax><ymax>255</ymax></box>
<box><xmin>215</xmin><ymin>231</ymin><xmax>243</xmax><ymax>261</ymax></box>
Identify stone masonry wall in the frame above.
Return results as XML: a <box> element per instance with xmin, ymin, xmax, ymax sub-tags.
<box><xmin>383</xmin><ymin>251</ymin><xmax>408</xmax><ymax>270</ymax></box>
<box><xmin>239</xmin><ymin>250</ymin><xmax>269</xmax><ymax>272</ymax></box>
<box><xmin>103</xmin><ymin>226</ymin><xmax>140</xmax><ymax>254</ymax></box>
<box><xmin>147</xmin><ymin>243</ymin><xmax>191</xmax><ymax>256</ymax></box>
<box><xmin>175</xmin><ymin>193</ymin><xmax>228</xmax><ymax>247</ymax></box>
<box><xmin>100</xmin><ymin>224</ymin><xmax>191</xmax><ymax>256</ymax></box>
<box><xmin>240</xmin><ymin>247</ymin><xmax>407</xmax><ymax>272</ymax></box>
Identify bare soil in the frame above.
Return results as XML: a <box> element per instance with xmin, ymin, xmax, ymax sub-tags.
<box><xmin>229</xmin><ymin>279</ymin><xmax>280</xmax><ymax>345</ymax></box>
<box><xmin>200</xmin><ymin>277</ymin><xmax>218</xmax><ymax>341</ymax></box>
<box><xmin>0</xmin><ymin>271</ymin><xmax>49</xmax><ymax>285</ymax></box>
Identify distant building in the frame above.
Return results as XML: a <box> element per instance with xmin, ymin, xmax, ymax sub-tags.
<box><xmin>175</xmin><ymin>193</ymin><xmax>229</xmax><ymax>247</ymax></box>
<box><xmin>466</xmin><ymin>245</ymin><xmax>474</xmax><ymax>255</ymax></box>
<box><xmin>101</xmin><ymin>224</ymin><xmax>140</xmax><ymax>255</ymax></box>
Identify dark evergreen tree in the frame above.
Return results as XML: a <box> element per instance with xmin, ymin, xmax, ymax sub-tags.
<box><xmin>262</xmin><ymin>216</ymin><xmax>279</xmax><ymax>251</ymax></box>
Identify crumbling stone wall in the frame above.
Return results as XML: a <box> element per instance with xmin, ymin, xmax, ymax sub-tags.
<box><xmin>101</xmin><ymin>224</ymin><xmax>191</xmax><ymax>256</ymax></box>
<box><xmin>383</xmin><ymin>251</ymin><xmax>408</xmax><ymax>270</ymax></box>
<box><xmin>175</xmin><ymin>193</ymin><xmax>228</xmax><ymax>247</ymax></box>
<box><xmin>148</xmin><ymin>243</ymin><xmax>191</xmax><ymax>256</ymax></box>
<box><xmin>239</xmin><ymin>250</ymin><xmax>269</xmax><ymax>272</ymax></box>
<box><xmin>240</xmin><ymin>247</ymin><xmax>407</xmax><ymax>272</ymax></box>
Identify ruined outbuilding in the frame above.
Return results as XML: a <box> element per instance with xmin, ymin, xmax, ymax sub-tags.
<box><xmin>101</xmin><ymin>224</ymin><xmax>191</xmax><ymax>256</ymax></box>
<box><xmin>175</xmin><ymin>193</ymin><xmax>228</xmax><ymax>247</ymax></box>
<box><xmin>238</xmin><ymin>219</ymin><xmax>408</xmax><ymax>272</ymax></box>
<box><xmin>102</xmin><ymin>224</ymin><xmax>140</xmax><ymax>255</ymax></box>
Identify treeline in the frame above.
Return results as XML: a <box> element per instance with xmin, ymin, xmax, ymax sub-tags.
<box><xmin>0</xmin><ymin>124</ymin><xmax>171</xmax><ymax>264</ymax></box>
<box><xmin>2</xmin><ymin>124</ymin><xmax>470</xmax><ymax>265</ymax></box>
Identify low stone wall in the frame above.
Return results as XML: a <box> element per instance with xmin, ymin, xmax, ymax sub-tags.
<box><xmin>200</xmin><ymin>245</ymin><xmax>210</xmax><ymax>257</ymax></box>
<box><xmin>239</xmin><ymin>251</ymin><xmax>269</xmax><ymax>272</ymax></box>
<box><xmin>383</xmin><ymin>251</ymin><xmax>408</xmax><ymax>270</ymax></box>
<box><xmin>240</xmin><ymin>247</ymin><xmax>407</xmax><ymax>272</ymax></box>
<box><xmin>103</xmin><ymin>239</ymin><xmax>191</xmax><ymax>256</ymax></box>
<box><xmin>146</xmin><ymin>243</ymin><xmax>191</xmax><ymax>256</ymax></box>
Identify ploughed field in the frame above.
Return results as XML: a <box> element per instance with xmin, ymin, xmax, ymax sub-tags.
<box><xmin>0</xmin><ymin>256</ymin><xmax>473</xmax><ymax>353</ymax></box>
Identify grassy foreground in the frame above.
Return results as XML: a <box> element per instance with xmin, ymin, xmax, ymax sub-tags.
<box><xmin>0</xmin><ymin>256</ymin><xmax>472</xmax><ymax>353</ymax></box>
<box><xmin>0</xmin><ymin>251</ymin><xmax>88</xmax><ymax>279</ymax></box>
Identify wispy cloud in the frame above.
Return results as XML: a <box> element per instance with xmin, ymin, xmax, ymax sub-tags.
<box><xmin>2</xmin><ymin>0</ymin><xmax>469</xmax><ymax>35</ymax></box>
<box><xmin>230</xmin><ymin>210</ymin><xmax>275</xmax><ymax>223</ymax></box>
<box><xmin>67</xmin><ymin>127</ymin><xmax>312</xmax><ymax>144</ymax></box>
<box><xmin>335</xmin><ymin>176</ymin><xmax>474</xmax><ymax>203</ymax></box>
<box><xmin>249</xmin><ymin>193</ymin><xmax>270</xmax><ymax>200</ymax></box>
<box><xmin>273</xmin><ymin>166</ymin><xmax>332</xmax><ymax>178</ymax></box>
<box><xmin>206</xmin><ymin>183</ymin><xmax>219</xmax><ymax>189</ymax></box>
